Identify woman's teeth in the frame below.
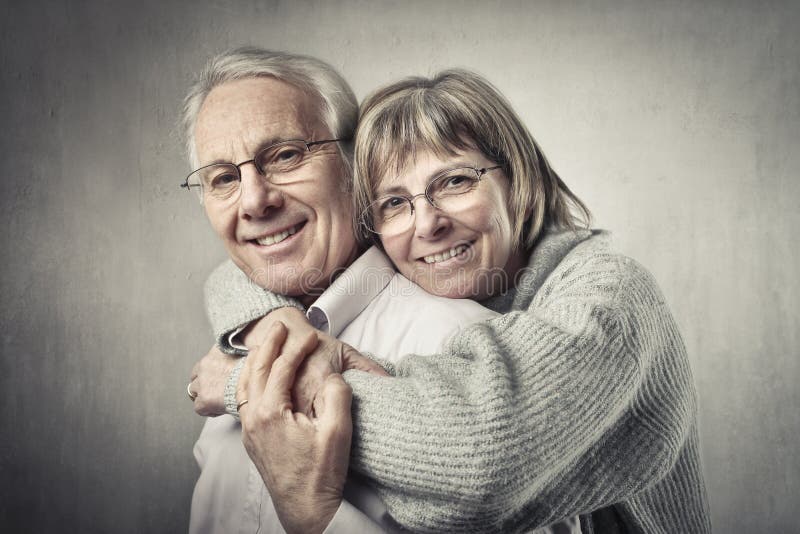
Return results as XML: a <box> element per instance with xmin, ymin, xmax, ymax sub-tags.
<box><xmin>256</xmin><ymin>225</ymin><xmax>299</xmax><ymax>246</ymax></box>
<box><xmin>423</xmin><ymin>244</ymin><xmax>469</xmax><ymax>264</ymax></box>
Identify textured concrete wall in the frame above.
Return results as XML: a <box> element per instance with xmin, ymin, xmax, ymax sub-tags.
<box><xmin>1</xmin><ymin>1</ymin><xmax>797</xmax><ymax>532</ymax></box>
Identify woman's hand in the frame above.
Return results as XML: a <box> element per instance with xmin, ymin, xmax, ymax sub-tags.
<box><xmin>239</xmin><ymin>322</ymin><xmax>353</xmax><ymax>534</ymax></box>
<box><xmin>189</xmin><ymin>345</ymin><xmax>240</xmax><ymax>416</ymax></box>
<box><xmin>239</xmin><ymin>307</ymin><xmax>388</xmax><ymax>415</ymax></box>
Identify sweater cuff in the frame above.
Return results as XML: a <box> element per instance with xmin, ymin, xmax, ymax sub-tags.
<box><xmin>204</xmin><ymin>260</ymin><xmax>306</xmax><ymax>355</ymax></box>
<box><xmin>224</xmin><ymin>356</ymin><xmax>247</xmax><ymax>419</ymax></box>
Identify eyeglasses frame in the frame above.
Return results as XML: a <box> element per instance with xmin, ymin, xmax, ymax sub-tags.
<box><xmin>179</xmin><ymin>138</ymin><xmax>348</xmax><ymax>198</ymax></box>
<box><xmin>360</xmin><ymin>165</ymin><xmax>503</xmax><ymax>236</ymax></box>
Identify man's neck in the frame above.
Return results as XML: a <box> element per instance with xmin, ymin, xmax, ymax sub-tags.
<box><xmin>294</xmin><ymin>244</ymin><xmax>366</xmax><ymax>308</ymax></box>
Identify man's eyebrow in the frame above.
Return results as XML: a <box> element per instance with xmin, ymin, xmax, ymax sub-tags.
<box><xmin>201</xmin><ymin>136</ymin><xmax>303</xmax><ymax>166</ymax></box>
<box><xmin>251</xmin><ymin>136</ymin><xmax>297</xmax><ymax>155</ymax></box>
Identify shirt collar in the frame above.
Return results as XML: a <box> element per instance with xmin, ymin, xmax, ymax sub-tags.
<box><xmin>307</xmin><ymin>246</ymin><xmax>396</xmax><ymax>337</ymax></box>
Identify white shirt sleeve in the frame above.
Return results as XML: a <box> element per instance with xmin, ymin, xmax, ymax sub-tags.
<box><xmin>227</xmin><ymin>325</ymin><xmax>248</xmax><ymax>351</ymax></box>
<box><xmin>322</xmin><ymin>500</ymin><xmax>388</xmax><ymax>534</ymax></box>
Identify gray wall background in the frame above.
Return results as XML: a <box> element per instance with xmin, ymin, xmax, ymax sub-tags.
<box><xmin>1</xmin><ymin>0</ymin><xmax>797</xmax><ymax>532</ymax></box>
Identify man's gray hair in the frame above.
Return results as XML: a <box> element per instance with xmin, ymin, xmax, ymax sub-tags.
<box><xmin>181</xmin><ymin>46</ymin><xmax>358</xmax><ymax>183</ymax></box>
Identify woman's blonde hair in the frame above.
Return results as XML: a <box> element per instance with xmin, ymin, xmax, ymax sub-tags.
<box><xmin>353</xmin><ymin>69</ymin><xmax>590</xmax><ymax>250</ymax></box>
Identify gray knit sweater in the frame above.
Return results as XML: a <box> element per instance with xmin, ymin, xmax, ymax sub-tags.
<box><xmin>204</xmin><ymin>229</ymin><xmax>712</xmax><ymax>533</ymax></box>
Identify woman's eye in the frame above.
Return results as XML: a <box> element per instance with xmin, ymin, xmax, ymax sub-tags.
<box><xmin>378</xmin><ymin>197</ymin><xmax>408</xmax><ymax>218</ymax></box>
<box><xmin>381</xmin><ymin>197</ymin><xmax>405</xmax><ymax>209</ymax></box>
<box><xmin>444</xmin><ymin>174</ymin><xmax>470</xmax><ymax>188</ymax></box>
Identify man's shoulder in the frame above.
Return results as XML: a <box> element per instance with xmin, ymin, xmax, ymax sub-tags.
<box><xmin>339</xmin><ymin>274</ymin><xmax>497</xmax><ymax>360</ymax></box>
<box><xmin>204</xmin><ymin>259</ymin><xmax>250</xmax><ymax>295</ymax></box>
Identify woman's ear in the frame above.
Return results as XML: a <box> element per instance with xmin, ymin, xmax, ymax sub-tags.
<box><xmin>524</xmin><ymin>204</ymin><xmax>533</xmax><ymax>222</ymax></box>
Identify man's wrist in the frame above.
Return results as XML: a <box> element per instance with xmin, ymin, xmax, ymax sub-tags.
<box><xmin>288</xmin><ymin>496</ymin><xmax>341</xmax><ymax>534</ymax></box>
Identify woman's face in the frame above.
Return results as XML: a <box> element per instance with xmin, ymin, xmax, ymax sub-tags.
<box><xmin>375</xmin><ymin>146</ymin><xmax>527</xmax><ymax>300</ymax></box>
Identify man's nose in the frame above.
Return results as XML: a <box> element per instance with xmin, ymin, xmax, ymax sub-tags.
<box><xmin>238</xmin><ymin>163</ymin><xmax>283</xmax><ymax>218</ymax></box>
<box><xmin>413</xmin><ymin>198</ymin><xmax>451</xmax><ymax>239</ymax></box>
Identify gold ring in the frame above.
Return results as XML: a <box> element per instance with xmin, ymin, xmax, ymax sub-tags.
<box><xmin>236</xmin><ymin>399</ymin><xmax>249</xmax><ymax>411</ymax></box>
<box><xmin>188</xmin><ymin>382</ymin><xmax>197</xmax><ymax>401</ymax></box>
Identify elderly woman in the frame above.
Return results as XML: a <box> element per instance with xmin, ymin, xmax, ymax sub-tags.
<box><xmin>216</xmin><ymin>69</ymin><xmax>712</xmax><ymax>533</ymax></box>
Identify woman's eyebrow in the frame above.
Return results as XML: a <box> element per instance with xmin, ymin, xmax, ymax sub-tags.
<box><xmin>429</xmin><ymin>161</ymin><xmax>477</xmax><ymax>176</ymax></box>
<box><xmin>375</xmin><ymin>184</ymin><xmax>409</xmax><ymax>196</ymax></box>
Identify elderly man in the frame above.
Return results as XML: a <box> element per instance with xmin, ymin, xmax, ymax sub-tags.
<box><xmin>182</xmin><ymin>48</ymin><xmax>514</xmax><ymax>534</ymax></box>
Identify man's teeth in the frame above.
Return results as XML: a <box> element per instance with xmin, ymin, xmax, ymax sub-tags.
<box><xmin>256</xmin><ymin>225</ymin><xmax>298</xmax><ymax>246</ymax></box>
<box><xmin>423</xmin><ymin>245</ymin><xmax>468</xmax><ymax>264</ymax></box>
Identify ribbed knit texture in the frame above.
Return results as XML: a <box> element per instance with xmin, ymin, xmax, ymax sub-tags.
<box><xmin>204</xmin><ymin>260</ymin><xmax>304</xmax><ymax>356</ymax></box>
<box><xmin>204</xmin><ymin>229</ymin><xmax>712</xmax><ymax>533</ymax></box>
<box><xmin>223</xmin><ymin>356</ymin><xmax>247</xmax><ymax>419</ymax></box>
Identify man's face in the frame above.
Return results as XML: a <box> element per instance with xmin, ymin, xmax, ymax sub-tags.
<box><xmin>194</xmin><ymin>77</ymin><xmax>358</xmax><ymax>301</ymax></box>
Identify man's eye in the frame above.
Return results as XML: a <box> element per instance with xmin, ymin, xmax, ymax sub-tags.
<box><xmin>266</xmin><ymin>147</ymin><xmax>304</xmax><ymax>169</ymax></box>
<box><xmin>277</xmin><ymin>148</ymin><xmax>302</xmax><ymax>161</ymax></box>
<box><xmin>210</xmin><ymin>173</ymin><xmax>239</xmax><ymax>188</ymax></box>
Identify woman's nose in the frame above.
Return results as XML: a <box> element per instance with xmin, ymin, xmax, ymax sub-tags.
<box><xmin>413</xmin><ymin>197</ymin><xmax>451</xmax><ymax>239</ymax></box>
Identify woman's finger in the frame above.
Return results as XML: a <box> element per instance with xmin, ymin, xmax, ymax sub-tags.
<box><xmin>341</xmin><ymin>346</ymin><xmax>390</xmax><ymax>377</ymax></box>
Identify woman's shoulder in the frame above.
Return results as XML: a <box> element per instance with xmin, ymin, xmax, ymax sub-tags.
<box><xmin>531</xmin><ymin>228</ymin><xmax>667</xmax><ymax>309</ymax></box>
<box><xmin>568</xmin><ymin>231</ymin><xmax>657</xmax><ymax>281</ymax></box>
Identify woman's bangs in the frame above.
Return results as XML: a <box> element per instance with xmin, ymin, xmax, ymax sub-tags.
<box><xmin>368</xmin><ymin>95</ymin><xmax>476</xmax><ymax>191</ymax></box>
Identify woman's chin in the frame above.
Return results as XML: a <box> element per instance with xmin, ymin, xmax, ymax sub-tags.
<box><xmin>411</xmin><ymin>273</ymin><xmax>484</xmax><ymax>300</ymax></box>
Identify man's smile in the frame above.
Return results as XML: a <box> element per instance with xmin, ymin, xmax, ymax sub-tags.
<box><xmin>250</xmin><ymin>221</ymin><xmax>305</xmax><ymax>246</ymax></box>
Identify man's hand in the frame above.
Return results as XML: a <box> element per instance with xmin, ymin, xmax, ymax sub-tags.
<box><xmin>240</xmin><ymin>322</ymin><xmax>352</xmax><ymax>534</ymax></box>
<box><xmin>239</xmin><ymin>307</ymin><xmax>388</xmax><ymax>415</ymax></box>
<box><xmin>189</xmin><ymin>345</ymin><xmax>240</xmax><ymax>416</ymax></box>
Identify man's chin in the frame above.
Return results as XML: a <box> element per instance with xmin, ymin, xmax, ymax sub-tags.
<box><xmin>238</xmin><ymin>261</ymin><xmax>328</xmax><ymax>299</ymax></box>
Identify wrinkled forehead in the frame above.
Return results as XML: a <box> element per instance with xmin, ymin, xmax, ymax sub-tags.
<box><xmin>194</xmin><ymin>77</ymin><xmax>326</xmax><ymax>163</ymax></box>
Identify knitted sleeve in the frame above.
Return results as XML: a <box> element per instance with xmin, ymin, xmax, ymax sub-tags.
<box><xmin>204</xmin><ymin>260</ymin><xmax>305</xmax><ymax>355</ymax></box>
<box><xmin>342</xmin><ymin>253</ymin><xmax>701</xmax><ymax>532</ymax></box>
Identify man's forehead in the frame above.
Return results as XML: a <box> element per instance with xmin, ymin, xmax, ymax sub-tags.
<box><xmin>194</xmin><ymin>77</ymin><xmax>326</xmax><ymax>162</ymax></box>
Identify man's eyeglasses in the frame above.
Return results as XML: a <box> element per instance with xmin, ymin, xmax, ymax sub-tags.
<box><xmin>180</xmin><ymin>138</ymin><xmax>347</xmax><ymax>202</ymax></box>
<box><xmin>359</xmin><ymin>165</ymin><xmax>503</xmax><ymax>236</ymax></box>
